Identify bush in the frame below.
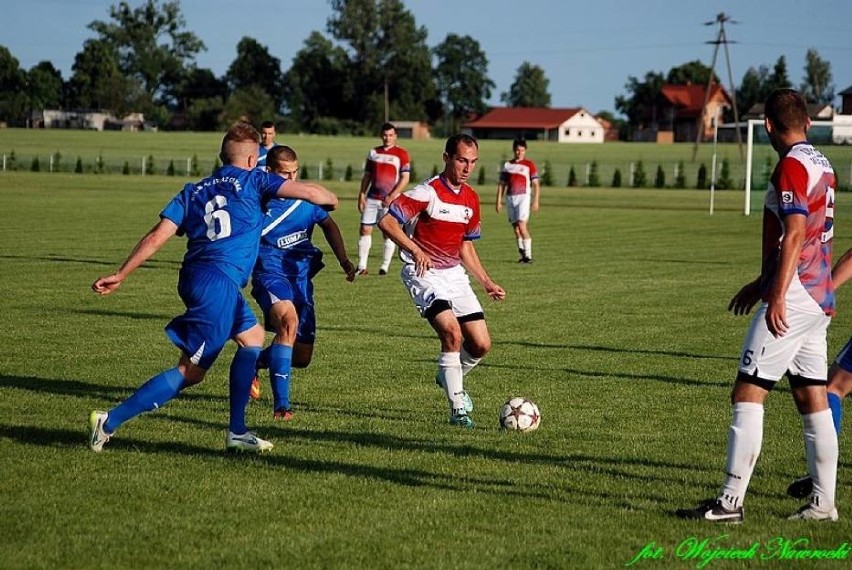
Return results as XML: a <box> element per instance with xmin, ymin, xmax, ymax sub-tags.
<box><xmin>540</xmin><ymin>160</ymin><xmax>554</xmax><ymax>187</ymax></box>
<box><xmin>717</xmin><ymin>158</ymin><xmax>732</xmax><ymax>190</ymax></box>
<box><xmin>167</xmin><ymin>160</ymin><xmax>175</xmax><ymax>176</ymax></box>
<box><xmin>7</xmin><ymin>150</ymin><xmax>17</xmax><ymax>171</ymax></box>
<box><xmin>75</xmin><ymin>157</ymin><xmax>83</xmax><ymax>173</ymax></box>
<box><xmin>96</xmin><ymin>154</ymin><xmax>105</xmax><ymax>174</ymax></box>
<box><xmin>477</xmin><ymin>166</ymin><xmax>485</xmax><ymax>185</ymax></box>
<box><xmin>612</xmin><ymin>168</ymin><xmax>622</xmax><ymax>188</ymax></box>
<box><xmin>588</xmin><ymin>161</ymin><xmax>600</xmax><ymax>188</ymax></box>
<box><xmin>409</xmin><ymin>163</ymin><xmax>417</xmax><ymax>182</ymax></box>
<box><xmin>53</xmin><ymin>151</ymin><xmax>62</xmax><ymax>172</ymax></box>
<box><xmin>632</xmin><ymin>161</ymin><xmax>646</xmax><ymax>188</ymax></box>
<box><xmin>344</xmin><ymin>164</ymin><xmax>354</xmax><ymax>181</ymax></box>
<box><xmin>191</xmin><ymin>154</ymin><xmax>201</xmax><ymax>177</ymax></box>
<box><xmin>760</xmin><ymin>155</ymin><xmax>773</xmax><ymax>188</ymax></box>
<box><xmin>145</xmin><ymin>155</ymin><xmax>154</xmax><ymax>176</ymax></box>
<box><xmin>696</xmin><ymin>163</ymin><xmax>707</xmax><ymax>189</ymax></box>
<box><xmin>567</xmin><ymin>166</ymin><xmax>577</xmax><ymax>187</ymax></box>
<box><xmin>431</xmin><ymin>164</ymin><xmax>439</xmax><ymax>177</ymax></box>
<box><xmin>31</xmin><ymin>156</ymin><xmax>40</xmax><ymax>172</ymax></box>
<box><xmin>654</xmin><ymin>165</ymin><xmax>665</xmax><ymax>188</ymax></box>
<box><xmin>211</xmin><ymin>158</ymin><xmax>220</xmax><ymax>176</ymax></box>
<box><xmin>122</xmin><ymin>161</ymin><xmax>130</xmax><ymax>175</ymax></box>
<box><xmin>674</xmin><ymin>161</ymin><xmax>686</xmax><ymax>189</ymax></box>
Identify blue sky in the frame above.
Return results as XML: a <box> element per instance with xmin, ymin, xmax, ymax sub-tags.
<box><xmin>5</xmin><ymin>0</ymin><xmax>852</xmax><ymax>116</ymax></box>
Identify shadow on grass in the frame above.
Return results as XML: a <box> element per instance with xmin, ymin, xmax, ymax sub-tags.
<box><xmin>494</xmin><ymin>340</ymin><xmax>734</xmax><ymax>362</ymax></box>
<box><xmin>0</xmin><ymin>374</ymin><xmax>225</xmax><ymax>403</ymax></box>
<box><xmin>0</xmin><ymin>253</ymin><xmax>180</xmax><ymax>268</ymax></box>
<box><xmin>74</xmin><ymin>308</ymin><xmax>174</xmax><ymax>321</ymax></box>
<box><xmin>320</xmin><ymin>323</ymin><xmax>433</xmax><ymax>340</ymax></box>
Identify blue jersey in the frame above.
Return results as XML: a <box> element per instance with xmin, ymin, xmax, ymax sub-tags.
<box><xmin>254</xmin><ymin>198</ymin><xmax>329</xmax><ymax>280</ymax></box>
<box><xmin>257</xmin><ymin>144</ymin><xmax>278</xmax><ymax>170</ymax></box>
<box><xmin>160</xmin><ymin>165</ymin><xmax>284</xmax><ymax>287</ymax></box>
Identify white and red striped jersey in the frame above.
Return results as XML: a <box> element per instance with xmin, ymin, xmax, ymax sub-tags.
<box><xmin>387</xmin><ymin>175</ymin><xmax>482</xmax><ymax>269</ymax></box>
<box><xmin>499</xmin><ymin>159</ymin><xmax>538</xmax><ymax>196</ymax></box>
<box><xmin>364</xmin><ymin>145</ymin><xmax>411</xmax><ymax>199</ymax></box>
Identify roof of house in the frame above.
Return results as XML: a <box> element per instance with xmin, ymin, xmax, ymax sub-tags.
<box><xmin>659</xmin><ymin>83</ymin><xmax>732</xmax><ymax>117</ymax></box>
<box><xmin>463</xmin><ymin>107</ymin><xmax>585</xmax><ymax>129</ymax></box>
<box><xmin>839</xmin><ymin>85</ymin><xmax>852</xmax><ymax>96</ymax></box>
<box><xmin>746</xmin><ymin>102</ymin><xmax>834</xmax><ymax>120</ymax></box>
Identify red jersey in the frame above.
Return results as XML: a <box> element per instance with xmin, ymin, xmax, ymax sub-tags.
<box><xmin>387</xmin><ymin>175</ymin><xmax>482</xmax><ymax>269</ymax></box>
<box><xmin>763</xmin><ymin>141</ymin><xmax>836</xmax><ymax>315</ymax></box>
<box><xmin>364</xmin><ymin>145</ymin><xmax>411</xmax><ymax>199</ymax></box>
<box><xmin>499</xmin><ymin>159</ymin><xmax>538</xmax><ymax>196</ymax></box>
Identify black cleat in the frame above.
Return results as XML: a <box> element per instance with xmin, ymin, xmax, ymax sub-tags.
<box><xmin>787</xmin><ymin>476</ymin><xmax>814</xmax><ymax>499</ymax></box>
<box><xmin>379</xmin><ymin>268</ymin><xmax>387</xmax><ymax>275</ymax></box>
<box><xmin>675</xmin><ymin>499</ymin><xmax>743</xmax><ymax>524</ymax></box>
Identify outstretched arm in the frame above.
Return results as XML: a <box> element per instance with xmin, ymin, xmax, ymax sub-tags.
<box><xmin>832</xmin><ymin>247</ymin><xmax>852</xmax><ymax>289</ymax></box>
<box><xmin>277</xmin><ymin>180</ymin><xmax>338</xmax><ymax>211</ymax></box>
<box><xmin>459</xmin><ymin>241</ymin><xmax>505</xmax><ymax>301</ymax></box>
<box><xmin>92</xmin><ymin>218</ymin><xmax>178</xmax><ymax>295</ymax></box>
<box><xmin>318</xmin><ymin>216</ymin><xmax>356</xmax><ymax>281</ymax></box>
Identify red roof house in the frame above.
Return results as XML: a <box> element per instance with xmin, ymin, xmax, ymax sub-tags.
<box><xmin>646</xmin><ymin>83</ymin><xmax>732</xmax><ymax>142</ymax></box>
<box><xmin>462</xmin><ymin>107</ymin><xmax>604</xmax><ymax>143</ymax></box>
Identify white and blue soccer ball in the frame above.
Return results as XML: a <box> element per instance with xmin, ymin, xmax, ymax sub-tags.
<box><xmin>499</xmin><ymin>397</ymin><xmax>541</xmax><ymax>432</ymax></box>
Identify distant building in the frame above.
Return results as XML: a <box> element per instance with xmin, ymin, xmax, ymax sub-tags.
<box><xmin>462</xmin><ymin>107</ymin><xmax>604</xmax><ymax>143</ymax></box>
<box><xmin>30</xmin><ymin>110</ymin><xmax>152</xmax><ymax>131</ymax></box>
<box><xmin>390</xmin><ymin>120</ymin><xmax>431</xmax><ymax>140</ymax></box>
<box><xmin>639</xmin><ymin>83</ymin><xmax>733</xmax><ymax>143</ymax></box>
<box><xmin>745</xmin><ymin>102</ymin><xmax>834</xmax><ymax>121</ymax></box>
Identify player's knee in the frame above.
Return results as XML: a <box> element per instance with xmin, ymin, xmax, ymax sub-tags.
<box><xmin>466</xmin><ymin>338</ymin><xmax>491</xmax><ymax>358</ymax></box>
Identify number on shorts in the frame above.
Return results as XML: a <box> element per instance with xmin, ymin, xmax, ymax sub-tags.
<box><xmin>204</xmin><ymin>195</ymin><xmax>231</xmax><ymax>241</ymax></box>
<box><xmin>741</xmin><ymin>349</ymin><xmax>754</xmax><ymax>367</ymax></box>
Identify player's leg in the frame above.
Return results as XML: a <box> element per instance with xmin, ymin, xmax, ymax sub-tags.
<box><xmin>379</xmin><ymin>223</ymin><xmax>395</xmax><ymax>276</ymax></box>
<box><xmin>292</xmin><ymin>291</ymin><xmax>317</xmax><ymax>369</ymax></box>
<box><xmin>428</xmin><ymin>306</ymin><xmax>471</xmax><ymax>427</ymax></box>
<box><xmin>508</xmin><ymin>198</ymin><xmax>524</xmax><ymax>260</ymax></box>
<box><xmin>264</xmin><ymin>300</ymin><xmax>297</xmax><ymax>419</ymax></box>
<box><xmin>292</xmin><ymin>342</ymin><xmax>314</xmax><ymax>368</ymax></box>
<box><xmin>516</xmin><ymin>196</ymin><xmax>532</xmax><ymax>262</ymax></box>
<box><xmin>357</xmin><ymin>200</ymin><xmax>378</xmax><ymax>274</ymax></box>
<box><xmin>228</xmin><ymin>321</ymin><xmax>272</xmax><ymax>452</ymax></box>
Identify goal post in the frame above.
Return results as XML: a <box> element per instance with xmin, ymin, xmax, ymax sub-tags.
<box><xmin>745</xmin><ymin>119</ymin><xmax>835</xmax><ymax>216</ymax></box>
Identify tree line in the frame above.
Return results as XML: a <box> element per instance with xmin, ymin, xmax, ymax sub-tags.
<box><xmin>0</xmin><ymin>0</ymin><xmax>838</xmax><ymax>137</ymax></box>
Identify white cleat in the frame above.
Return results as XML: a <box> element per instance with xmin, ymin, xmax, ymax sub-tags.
<box><xmin>88</xmin><ymin>410</ymin><xmax>111</xmax><ymax>452</ymax></box>
<box><xmin>788</xmin><ymin>503</ymin><xmax>839</xmax><ymax>521</ymax></box>
<box><xmin>226</xmin><ymin>431</ymin><xmax>273</xmax><ymax>453</ymax></box>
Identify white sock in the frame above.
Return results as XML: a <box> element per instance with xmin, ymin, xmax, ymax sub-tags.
<box><xmin>381</xmin><ymin>238</ymin><xmax>395</xmax><ymax>271</ymax></box>
<box><xmin>803</xmin><ymin>409</ymin><xmax>838</xmax><ymax>510</ymax></box>
<box><xmin>437</xmin><ymin>352</ymin><xmax>465</xmax><ymax>412</ymax></box>
<box><xmin>516</xmin><ymin>237</ymin><xmax>524</xmax><ymax>254</ymax></box>
<box><xmin>357</xmin><ymin>235</ymin><xmax>371</xmax><ymax>270</ymax></box>
<box><xmin>523</xmin><ymin>238</ymin><xmax>532</xmax><ymax>259</ymax></box>
<box><xmin>718</xmin><ymin>402</ymin><xmax>764</xmax><ymax>509</ymax></box>
<box><xmin>460</xmin><ymin>346</ymin><xmax>482</xmax><ymax>376</ymax></box>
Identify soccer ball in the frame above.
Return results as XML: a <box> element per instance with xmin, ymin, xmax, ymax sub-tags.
<box><xmin>499</xmin><ymin>397</ymin><xmax>541</xmax><ymax>432</ymax></box>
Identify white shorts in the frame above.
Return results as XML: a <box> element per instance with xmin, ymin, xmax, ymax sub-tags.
<box><xmin>506</xmin><ymin>194</ymin><xmax>530</xmax><ymax>224</ymax></box>
<box><xmin>737</xmin><ymin>303</ymin><xmax>830</xmax><ymax>382</ymax></box>
<box><xmin>360</xmin><ymin>197</ymin><xmax>388</xmax><ymax>225</ymax></box>
<box><xmin>400</xmin><ymin>264</ymin><xmax>484</xmax><ymax>319</ymax></box>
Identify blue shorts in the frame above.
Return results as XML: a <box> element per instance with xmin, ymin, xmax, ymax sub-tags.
<box><xmin>165</xmin><ymin>266</ymin><xmax>258</xmax><ymax>369</ymax></box>
<box><xmin>836</xmin><ymin>337</ymin><xmax>852</xmax><ymax>372</ymax></box>
<box><xmin>251</xmin><ymin>272</ymin><xmax>316</xmax><ymax>344</ymax></box>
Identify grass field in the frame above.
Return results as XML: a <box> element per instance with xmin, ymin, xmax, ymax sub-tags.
<box><xmin>1</xmin><ymin>166</ymin><xmax>851</xmax><ymax>569</ymax></box>
<box><xmin>2</xmin><ymin>128</ymin><xmax>852</xmax><ymax>192</ymax></box>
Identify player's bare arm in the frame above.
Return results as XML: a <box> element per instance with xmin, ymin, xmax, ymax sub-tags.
<box><xmin>495</xmin><ymin>183</ymin><xmax>504</xmax><ymax>213</ymax></box>
<box><xmin>377</xmin><ymin>214</ymin><xmax>432</xmax><ymax>276</ymax></box>
<box><xmin>766</xmin><ymin>213</ymin><xmax>806</xmax><ymax>337</ymax></box>
<box><xmin>532</xmin><ymin>179</ymin><xmax>541</xmax><ymax>213</ymax></box>
<box><xmin>92</xmin><ymin>218</ymin><xmax>179</xmax><ymax>295</ymax></box>
<box><xmin>459</xmin><ymin>241</ymin><xmax>505</xmax><ymax>301</ymax></box>
<box><xmin>277</xmin><ymin>181</ymin><xmax>338</xmax><ymax>210</ymax></box>
<box><xmin>319</xmin><ymin>217</ymin><xmax>356</xmax><ymax>282</ymax></box>
<box><xmin>728</xmin><ymin>278</ymin><xmax>762</xmax><ymax>316</ymax></box>
<box><xmin>831</xmin><ymin>247</ymin><xmax>852</xmax><ymax>289</ymax></box>
<box><xmin>357</xmin><ymin>172</ymin><xmax>371</xmax><ymax>213</ymax></box>
<box><xmin>382</xmin><ymin>172</ymin><xmax>410</xmax><ymax>207</ymax></box>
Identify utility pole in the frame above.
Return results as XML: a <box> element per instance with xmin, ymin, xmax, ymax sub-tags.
<box><xmin>692</xmin><ymin>12</ymin><xmax>744</xmax><ymax>163</ymax></box>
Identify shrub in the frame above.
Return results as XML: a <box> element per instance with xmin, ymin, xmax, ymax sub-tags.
<box><xmin>191</xmin><ymin>154</ymin><xmax>200</xmax><ymax>177</ymax></box>
<box><xmin>612</xmin><ymin>168</ymin><xmax>622</xmax><ymax>188</ymax></box>
<box><xmin>167</xmin><ymin>160</ymin><xmax>175</xmax><ymax>176</ymax></box>
<box><xmin>632</xmin><ymin>161</ymin><xmax>646</xmax><ymax>188</ymax></box>
<box><xmin>540</xmin><ymin>160</ymin><xmax>554</xmax><ymax>187</ymax></box>
<box><xmin>345</xmin><ymin>164</ymin><xmax>354</xmax><ymax>181</ymax></box>
<box><xmin>96</xmin><ymin>154</ymin><xmax>105</xmax><ymax>174</ymax></box>
<box><xmin>122</xmin><ymin>161</ymin><xmax>130</xmax><ymax>175</ymax></box>
<box><xmin>75</xmin><ymin>157</ymin><xmax>83</xmax><ymax>173</ymax></box>
<box><xmin>674</xmin><ymin>161</ymin><xmax>686</xmax><ymax>189</ymax></box>
<box><xmin>31</xmin><ymin>156</ymin><xmax>40</xmax><ymax>172</ymax></box>
<box><xmin>654</xmin><ymin>165</ymin><xmax>665</xmax><ymax>188</ymax></box>
<box><xmin>431</xmin><ymin>164</ymin><xmax>439</xmax><ymax>177</ymax></box>
<box><xmin>696</xmin><ymin>163</ymin><xmax>707</xmax><ymax>189</ymax></box>
<box><xmin>145</xmin><ymin>155</ymin><xmax>154</xmax><ymax>176</ymax></box>
<box><xmin>477</xmin><ymin>166</ymin><xmax>485</xmax><ymax>185</ymax></box>
<box><xmin>717</xmin><ymin>158</ymin><xmax>732</xmax><ymax>190</ymax></box>
<box><xmin>53</xmin><ymin>151</ymin><xmax>62</xmax><ymax>172</ymax></box>
<box><xmin>409</xmin><ymin>163</ymin><xmax>417</xmax><ymax>182</ymax></box>
<box><xmin>588</xmin><ymin>161</ymin><xmax>600</xmax><ymax>187</ymax></box>
<box><xmin>567</xmin><ymin>166</ymin><xmax>577</xmax><ymax>187</ymax></box>
<box><xmin>323</xmin><ymin>158</ymin><xmax>334</xmax><ymax>181</ymax></box>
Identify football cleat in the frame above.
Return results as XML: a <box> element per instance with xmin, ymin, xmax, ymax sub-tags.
<box><xmin>675</xmin><ymin>499</ymin><xmax>744</xmax><ymax>523</ymax></box>
<box><xmin>273</xmin><ymin>408</ymin><xmax>294</xmax><ymax>421</ymax></box>
<box><xmin>460</xmin><ymin>390</ymin><xmax>474</xmax><ymax>413</ymax></box>
<box><xmin>226</xmin><ymin>431</ymin><xmax>273</xmax><ymax>453</ymax></box>
<box><xmin>379</xmin><ymin>268</ymin><xmax>388</xmax><ymax>276</ymax></box>
<box><xmin>786</xmin><ymin>475</ymin><xmax>813</xmax><ymax>499</ymax></box>
<box><xmin>356</xmin><ymin>268</ymin><xmax>368</xmax><ymax>276</ymax></box>
<box><xmin>88</xmin><ymin>410</ymin><xmax>112</xmax><ymax>452</ymax></box>
<box><xmin>788</xmin><ymin>502</ymin><xmax>839</xmax><ymax>521</ymax></box>
<box><xmin>249</xmin><ymin>377</ymin><xmax>262</xmax><ymax>400</ymax></box>
<box><xmin>449</xmin><ymin>411</ymin><xmax>475</xmax><ymax>429</ymax></box>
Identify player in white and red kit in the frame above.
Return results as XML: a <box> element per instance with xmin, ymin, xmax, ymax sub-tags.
<box><xmin>678</xmin><ymin>89</ymin><xmax>839</xmax><ymax>522</ymax></box>
<box><xmin>356</xmin><ymin>123</ymin><xmax>411</xmax><ymax>275</ymax></box>
<box><xmin>496</xmin><ymin>138</ymin><xmax>540</xmax><ymax>263</ymax></box>
<box><xmin>378</xmin><ymin>134</ymin><xmax>505</xmax><ymax>428</ymax></box>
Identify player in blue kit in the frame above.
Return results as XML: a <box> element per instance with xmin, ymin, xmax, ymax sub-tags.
<box><xmin>250</xmin><ymin>145</ymin><xmax>356</xmax><ymax>419</ymax></box>
<box><xmin>88</xmin><ymin>122</ymin><xmax>338</xmax><ymax>453</ymax></box>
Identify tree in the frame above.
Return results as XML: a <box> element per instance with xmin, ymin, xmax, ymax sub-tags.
<box><xmin>800</xmin><ymin>48</ymin><xmax>834</xmax><ymax>105</ymax></box>
<box><xmin>67</xmin><ymin>39</ymin><xmax>132</xmax><ymax>114</ymax></box>
<box><xmin>433</xmin><ymin>33</ymin><xmax>494</xmax><ymax>132</ymax></box>
<box><xmin>737</xmin><ymin>65</ymin><xmax>770</xmax><ymax>117</ymax></box>
<box><xmin>614</xmin><ymin>71</ymin><xmax>665</xmax><ymax>131</ymax></box>
<box><xmin>327</xmin><ymin>0</ymin><xmax>436</xmax><ymax>126</ymax></box>
<box><xmin>88</xmin><ymin>0</ymin><xmax>205</xmax><ymax>113</ymax></box>
<box><xmin>666</xmin><ymin>60</ymin><xmax>716</xmax><ymax>86</ymax></box>
<box><xmin>769</xmin><ymin>56</ymin><xmax>792</xmax><ymax>92</ymax></box>
<box><xmin>221</xmin><ymin>85</ymin><xmax>277</xmax><ymax>127</ymax></box>
<box><xmin>27</xmin><ymin>61</ymin><xmax>64</xmax><ymax>112</ymax></box>
<box><xmin>284</xmin><ymin>31</ymin><xmax>351</xmax><ymax>132</ymax></box>
<box><xmin>0</xmin><ymin>46</ymin><xmax>28</xmax><ymax>125</ymax></box>
<box><xmin>226</xmin><ymin>37</ymin><xmax>286</xmax><ymax>111</ymax></box>
<box><xmin>501</xmin><ymin>62</ymin><xmax>551</xmax><ymax>107</ymax></box>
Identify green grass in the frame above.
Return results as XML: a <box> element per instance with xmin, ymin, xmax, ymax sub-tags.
<box><xmin>2</xmin><ymin>128</ymin><xmax>852</xmax><ymax>191</ymax></box>
<box><xmin>0</xmin><ymin>171</ymin><xmax>850</xmax><ymax>569</ymax></box>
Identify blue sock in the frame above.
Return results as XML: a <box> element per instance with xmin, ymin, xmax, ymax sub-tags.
<box><xmin>269</xmin><ymin>344</ymin><xmax>294</xmax><ymax>412</ymax></box>
<box><xmin>828</xmin><ymin>392</ymin><xmax>843</xmax><ymax>436</ymax></box>
<box><xmin>229</xmin><ymin>346</ymin><xmax>261</xmax><ymax>434</ymax></box>
<box><xmin>105</xmin><ymin>368</ymin><xmax>185</xmax><ymax>433</ymax></box>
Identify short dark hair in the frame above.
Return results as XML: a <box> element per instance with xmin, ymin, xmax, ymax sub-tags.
<box><xmin>765</xmin><ymin>88</ymin><xmax>809</xmax><ymax>134</ymax></box>
<box><xmin>268</xmin><ymin>145</ymin><xmax>298</xmax><ymax>164</ymax></box>
<box><xmin>260</xmin><ymin>120</ymin><xmax>275</xmax><ymax>130</ymax></box>
<box><xmin>513</xmin><ymin>138</ymin><xmax>527</xmax><ymax>150</ymax></box>
<box><xmin>444</xmin><ymin>133</ymin><xmax>478</xmax><ymax>156</ymax></box>
<box><xmin>219</xmin><ymin>122</ymin><xmax>260</xmax><ymax>163</ymax></box>
<box><xmin>380</xmin><ymin>122</ymin><xmax>396</xmax><ymax>133</ymax></box>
